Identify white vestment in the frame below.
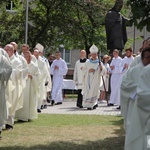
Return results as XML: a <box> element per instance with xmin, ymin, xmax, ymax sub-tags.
<box><xmin>125</xmin><ymin>64</ymin><xmax>150</xmax><ymax>150</ymax></box>
<box><xmin>0</xmin><ymin>55</ymin><xmax>12</xmax><ymax>130</ymax></box>
<box><xmin>15</xmin><ymin>61</ymin><xmax>40</xmax><ymax>121</ymax></box>
<box><xmin>7</xmin><ymin>55</ymin><xmax>23</xmax><ymax>125</ymax></box>
<box><xmin>120</xmin><ymin>62</ymin><xmax>144</xmax><ymax>131</ymax></box>
<box><xmin>82</xmin><ymin>60</ymin><xmax>105</xmax><ymax>108</ymax></box>
<box><xmin>109</xmin><ymin>56</ymin><xmax>123</xmax><ymax>105</ymax></box>
<box><xmin>122</xmin><ymin>56</ymin><xmax>134</xmax><ymax>74</ymax></box>
<box><xmin>51</xmin><ymin>58</ymin><xmax>68</xmax><ymax>103</ymax></box>
<box><xmin>73</xmin><ymin>59</ymin><xmax>87</xmax><ymax>90</ymax></box>
<box><xmin>37</xmin><ymin>56</ymin><xmax>50</xmax><ymax>108</ymax></box>
<box><xmin>41</xmin><ymin>56</ymin><xmax>52</xmax><ymax>92</ymax></box>
<box><xmin>129</xmin><ymin>54</ymin><xmax>141</xmax><ymax>69</ymax></box>
<box><xmin>15</xmin><ymin>52</ymin><xmax>29</xmax><ymax>114</ymax></box>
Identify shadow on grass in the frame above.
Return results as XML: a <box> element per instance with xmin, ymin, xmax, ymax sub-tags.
<box><xmin>0</xmin><ymin>118</ymin><xmax>125</xmax><ymax>150</ymax></box>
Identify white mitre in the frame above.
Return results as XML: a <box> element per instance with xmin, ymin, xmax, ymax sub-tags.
<box><xmin>35</xmin><ymin>43</ymin><xmax>44</xmax><ymax>52</ymax></box>
<box><xmin>90</xmin><ymin>44</ymin><xmax>98</xmax><ymax>54</ymax></box>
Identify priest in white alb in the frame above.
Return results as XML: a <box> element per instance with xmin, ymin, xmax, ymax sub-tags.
<box><xmin>73</xmin><ymin>50</ymin><xmax>87</xmax><ymax>108</ymax></box>
<box><xmin>4</xmin><ymin>44</ymin><xmax>23</xmax><ymax>129</ymax></box>
<box><xmin>125</xmin><ymin>49</ymin><xmax>150</xmax><ymax>150</ymax></box>
<box><xmin>50</xmin><ymin>50</ymin><xmax>68</xmax><ymax>105</ymax></box>
<box><xmin>82</xmin><ymin>44</ymin><xmax>105</xmax><ymax>110</ymax></box>
<box><xmin>108</xmin><ymin>49</ymin><xmax>123</xmax><ymax>109</ymax></box>
<box><xmin>16</xmin><ymin>51</ymin><xmax>40</xmax><ymax>121</ymax></box>
<box><xmin>35</xmin><ymin>43</ymin><xmax>52</xmax><ymax>108</ymax></box>
<box><xmin>33</xmin><ymin>49</ymin><xmax>50</xmax><ymax>113</ymax></box>
<box><xmin>0</xmin><ymin>54</ymin><xmax>12</xmax><ymax>139</ymax></box>
<box><xmin>121</xmin><ymin>48</ymin><xmax>150</xmax><ymax>132</ymax></box>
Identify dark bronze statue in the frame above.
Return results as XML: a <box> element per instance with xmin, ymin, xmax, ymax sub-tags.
<box><xmin>105</xmin><ymin>0</ymin><xmax>128</xmax><ymax>54</ymax></box>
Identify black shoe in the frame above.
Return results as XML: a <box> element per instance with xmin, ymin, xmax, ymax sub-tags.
<box><xmin>107</xmin><ymin>103</ymin><xmax>114</xmax><ymax>106</ymax></box>
<box><xmin>116</xmin><ymin>106</ymin><xmax>121</xmax><ymax>110</ymax></box>
<box><xmin>93</xmin><ymin>104</ymin><xmax>98</xmax><ymax>109</ymax></box>
<box><xmin>55</xmin><ymin>102</ymin><xmax>62</xmax><ymax>105</ymax></box>
<box><xmin>37</xmin><ymin>109</ymin><xmax>41</xmax><ymax>113</ymax></box>
<box><xmin>51</xmin><ymin>100</ymin><xmax>55</xmax><ymax>106</ymax></box>
<box><xmin>47</xmin><ymin>99</ymin><xmax>51</xmax><ymax>103</ymax></box>
<box><xmin>87</xmin><ymin>108</ymin><xmax>92</xmax><ymax>110</ymax></box>
<box><xmin>77</xmin><ymin>104</ymin><xmax>83</xmax><ymax>108</ymax></box>
<box><xmin>6</xmin><ymin>124</ymin><xmax>13</xmax><ymax>130</ymax></box>
<box><xmin>43</xmin><ymin>105</ymin><xmax>47</xmax><ymax>109</ymax></box>
<box><xmin>41</xmin><ymin>105</ymin><xmax>44</xmax><ymax>110</ymax></box>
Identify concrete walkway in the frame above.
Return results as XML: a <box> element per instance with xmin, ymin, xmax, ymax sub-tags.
<box><xmin>42</xmin><ymin>99</ymin><xmax>121</xmax><ymax>116</ymax></box>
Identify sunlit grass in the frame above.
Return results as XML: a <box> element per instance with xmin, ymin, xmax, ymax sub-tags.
<box><xmin>0</xmin><ymin>114</ymin><xmax>124</xmax><ymax>150</ymax></box>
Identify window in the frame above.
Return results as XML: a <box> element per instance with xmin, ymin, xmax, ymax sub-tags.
<box><xmin>6</xmin><ymin>0</ymin><xmax>17</xmax><ymax>12</ymax></box>
<box><xmin>59</xmin><ymin>45</ymin><xmax>71</xmax><ymax>64</ymax></box>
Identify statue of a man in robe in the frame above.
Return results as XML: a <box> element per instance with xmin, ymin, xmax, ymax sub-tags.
<box><xmin>105</xmin><ymin>0</ymin><xmax>128</xmax><ymax>54</ymax></box>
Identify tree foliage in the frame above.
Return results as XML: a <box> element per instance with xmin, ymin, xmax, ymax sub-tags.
<box><xmin>127</xmin><ymin>0</ymin><xmax>150</xmax><ymax>31</ymax></box>
<box><xmin>0</xmin><ymin>0</ymin><xmax>116</xmax><ymax>54</ymax></box>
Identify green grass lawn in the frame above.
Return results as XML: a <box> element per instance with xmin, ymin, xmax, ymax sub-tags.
<box><xmin>0</xmin><ymin>114</ymin><xmax>125</xmax><ymax>150</ymax></box>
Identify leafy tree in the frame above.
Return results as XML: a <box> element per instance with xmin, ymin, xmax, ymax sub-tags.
<box><xmin>127</xmin><ymin>0</ymin><xmax>150</xmax><ymax>31</ymax></box>
<box><xmin>0</xmin><ymin>0</ymin><xmax>116</xmax><ymax>54</ymax></box>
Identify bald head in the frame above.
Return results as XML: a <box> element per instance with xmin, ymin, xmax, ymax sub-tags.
<box><xmin>4</xmin><ymin>44</ymin><xmax>14</xmax><ymax>57</ymax></box>
<box><xmin>80</xmin><ymin>50</ymin><xmax>86</xmax><ymax>59</ymax></box>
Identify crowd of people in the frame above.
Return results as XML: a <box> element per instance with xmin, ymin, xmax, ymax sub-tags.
<box><xmin>0</xmin><ymin>42</ymin><xmax>68</xmax><ymax>140</ymax></box>
<box><xmin>0</xmin><ymin>37</ymin><xmax>150</xmax><ymax>149</ymax></box>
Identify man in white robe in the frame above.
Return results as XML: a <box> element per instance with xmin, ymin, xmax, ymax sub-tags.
<box><xmin>10</xmin><ymin>42</ymin><xmax>29</xmax><ymax>116</ymax></box>
<box><xmin>5</xmin><ymin>44</ymin><xmax>23</xmax><ymax>129</ymax></box>
<box><xmin>50</xmin><ymin>51</ymin><xmax>68</xmax><ymax>105</ymax></box>
<box><xmin>108</xmin><ymin>49</ymin><xmax>123</xmax><ymax>109</ymax></box>
<box><xmin>35</xmin><ymin>43</ymin><xmax>52</xmax><ymax>108</ymax></box>
<box><xmin>73</xmin><ymin>50</ymin><xmax>87</xmax><ymax>108</ymax></box>
<box><xmin>122</xmin><ymin>47</ymin><xmax>134</xmax><ymax>74</ymax></box>
<box><xmin>121</xmin><ymin>48</ymin><xmax>150</xmax><ymax>131</ymax></box>
<box><xmin>82</xmin><ymin>45</ymin><xmax>105</xmax><ymax>110</ymax></box>
<box><xmin>16</xmin><ymin>51</ymin><xmax>40</xmax><ymax>121</ymax></box>
<box><xmin>33</xmin><ymin>49</ymin><xmax>50</xmax><ymax>112</ymax></box>
<box><xmin>125</xmin><ymin>48</ymin><xmax>150</xmax><ymax>150</ymax></box>
<box><xmin>0</xmin><ymin>54</ymin><xmax>12</xmax><ymax>139</ymax></box>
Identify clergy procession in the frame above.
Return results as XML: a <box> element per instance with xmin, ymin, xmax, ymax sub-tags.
<box><xmin>0</xmin><ymin>37</ymin><xmax>150</xmax><ymax>150</ymax></box>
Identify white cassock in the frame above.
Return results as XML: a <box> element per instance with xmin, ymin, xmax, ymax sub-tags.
<box><xmin>129</xmin><ymin>54</ymin><xmax>141</xmax><ymax>69</ymax></box>
<box><xmin>0</xmin><ymin>55</ymin><xmax>12</xmax><ymax>131</ymax></box>
<box><xmin>7</xmin><ymin>55</ymin><xmax>23</xmax><ymax>126</ymax></box>
<box><xmin>100</xmin><ymin>63</ymin><xmax>111</xmax><ymax>92</ymax></box>
<box><xmin>109</xmin><ymin>56</ymin><xmax>123</xmax><ymax>105</ymax></box>
<box><xmin>41</xmin><ymin>56</ymin><xmax>52</xmax><ymax>93</ymax></box>
<box><xmin>120</xmin><ymin>62</ymin><xmax>144</xmax><ymax>131</ymax></box>
<box><xmin>125</xmin><ymin>64</ymin><xmax>150</xmax><ymax>150</ymax></box>
<box><xmin>122</xmin><ymin>56</ymin><xmax>134</xmax><ymax>74</ymax></box>
<box><xmin>82</xmin><ymin>59</ymin><xmax>105</xmax><ymax>108</ymax></box>
<box><xmin>37</xmin><ymin>56</ymin><xmax>50</xmax><ymax>109</ymax></box>
<box><xmin>15</xmin><ymin>52</ymin><xmax>29</xmax><ymax>112</ymax></box>
<box><xmin>51</xmin><ymin>58</ymin><xmax>68</xmax><ymax>103</ymax></box>
<box><xmin>16</xmin><ymin>61</ymin><xmax>40</xmax><ymax>121</ymax></box>
<box><xmin>73</xmin><ymin>59</ymin><xmax>87</xmax><ymax>90</ymax></box>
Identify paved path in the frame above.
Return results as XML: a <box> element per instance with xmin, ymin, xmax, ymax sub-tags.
<box><xmin>42</xmin><ymin>99</ymin><xmax>121</xmax><ymax>116</ymax></box>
